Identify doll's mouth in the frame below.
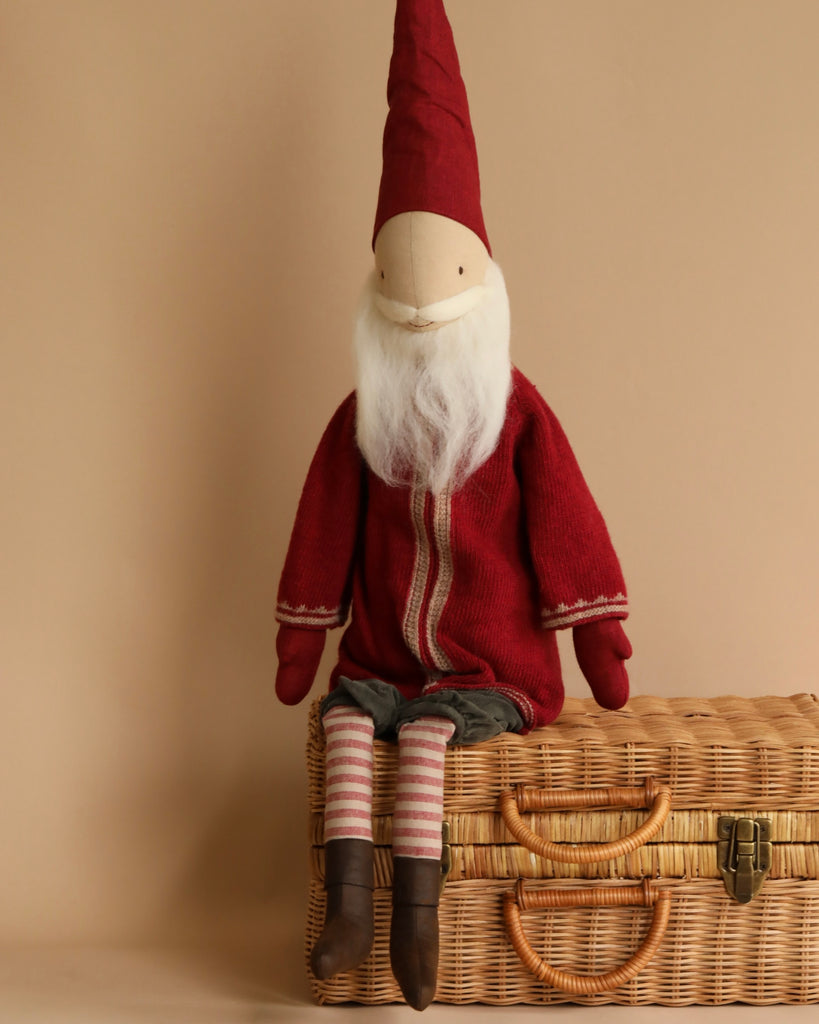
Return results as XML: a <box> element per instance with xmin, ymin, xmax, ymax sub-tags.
<box><xmin>373</xmin><ymin>281</ymin><xmax>487</xmax><ymax>330</ymax></box>
<box><xmin>408</xmin><ymin>316</ymin><xmax>435</xmax><ymax>330</ymax></box>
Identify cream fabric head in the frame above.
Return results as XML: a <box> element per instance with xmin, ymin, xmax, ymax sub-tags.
<box><xmin>373</xmin><ymin>211</ymin><xmax>490</xmax><ymax>331</ymax></box>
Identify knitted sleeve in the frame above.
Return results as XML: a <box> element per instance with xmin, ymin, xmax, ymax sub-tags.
<box><xmin>275</xmin><ymin>393</ymin><xmax>365</xmax><ymax>631</ymax></box>
<box><xmin>515</xmin><ymin>384</ymin><xmax>628</xmax><ymax>631</ymax></box>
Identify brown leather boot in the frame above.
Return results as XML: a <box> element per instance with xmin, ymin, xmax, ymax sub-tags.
<box><xmin>389</xmin><ymin>856</ymin><xmax>441</xmax><ymax>1010</ymax></box>
<box><xmin>310</xmin><ymin>838</ymin><xmax>374</xmax><ymax>979</ymax></box>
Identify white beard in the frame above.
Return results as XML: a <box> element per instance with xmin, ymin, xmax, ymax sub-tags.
<box><xmin>354</xmin><ymin>259</ymin><xmax>512</xmax><ymax>494</ymax></box>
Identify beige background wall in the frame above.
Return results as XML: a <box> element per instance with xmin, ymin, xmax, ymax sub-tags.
<box><xmin>2</xmin><ymin>0</ymin><xmax>818</xmax><ymax>959</ymax></box>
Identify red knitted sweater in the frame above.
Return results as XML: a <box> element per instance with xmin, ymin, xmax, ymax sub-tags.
<box><xmin>276</xmin><ymin>368</ymin><xmax>627</xmax><ymax>730</ymax></box>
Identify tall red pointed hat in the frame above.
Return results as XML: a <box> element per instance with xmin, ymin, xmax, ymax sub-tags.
<box><xmin>373</xmin><ymin>0</ymin><xmax>491</xmax><ymax>254</ymax></box>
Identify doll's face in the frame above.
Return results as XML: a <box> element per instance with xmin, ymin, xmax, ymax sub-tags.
<box><xmin>373</xmin><ymin>211</ymin><xmax>489</xmax><ymax>332</ymax></box>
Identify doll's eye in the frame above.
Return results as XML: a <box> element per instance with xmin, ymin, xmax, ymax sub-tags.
<box><xmin>458</xmin><ymin>266</ymin><xmax>464</xmax><ymax>275</ymax></box>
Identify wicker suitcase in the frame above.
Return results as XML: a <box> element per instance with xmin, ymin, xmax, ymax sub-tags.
<box><xmin>305</xmin><ymin>693</ymin><xmax>819</xmax><ymax>1005</ymax></box>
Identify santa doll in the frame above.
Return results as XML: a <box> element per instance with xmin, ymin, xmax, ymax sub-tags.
<box><xmin>275</xmin><ymin>0</ymin><xmax>631</xmax><ymax>1011</ymax></box>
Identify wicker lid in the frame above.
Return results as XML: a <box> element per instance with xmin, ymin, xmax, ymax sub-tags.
<box><xmin>308</xmin><ymin>694</ymin><xmax>819</xmax><ymax>812</ymax></box>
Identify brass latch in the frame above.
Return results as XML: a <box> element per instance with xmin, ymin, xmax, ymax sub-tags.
<box><xmin>440</xmin><ymin>820</ymin><xmax>452</xmax><ymax>894</ymax></box>
<box><xmin>717</xmin><ymin>816</ymin><xmax>772</xmax><ymax>903</ymax></box>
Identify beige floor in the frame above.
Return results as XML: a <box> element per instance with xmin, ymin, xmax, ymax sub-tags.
<box><xmin>1</xmin><ymin>918</ymin><xmax>816</xmax><ymax>1024</ymax></box>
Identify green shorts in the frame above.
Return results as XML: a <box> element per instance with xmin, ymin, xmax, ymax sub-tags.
<box><xmin>320</xmin><ymin>676</ymin><xmax>524</xmax><ymax>746</ymax></box>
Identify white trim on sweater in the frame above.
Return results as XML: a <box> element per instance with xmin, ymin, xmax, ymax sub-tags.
<box><xmin>276</xmin><ymin>601</ymin><xmax>345</xmax><ymax>628</ymax></box>
<box><xmin>541</xmin><ymin>594</ymin><xmax>628</xmax><ymax>630</ymax></box>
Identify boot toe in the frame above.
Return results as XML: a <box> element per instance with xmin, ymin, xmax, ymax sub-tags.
<box><xmin>310</xmin><ymin>914</ymin><xmax>374</xmax><ymax>979</ymax></box>
<box><xmin>309</xmin><ymin>945</ymin><xmax>337</xmax><ymax>981</ymax></box>
<box><xmin>403</xmin><ymin>977</ymin><xmax>437</xmax><ymax>1012</ymax></box>
<box><xmin>310</xmin><ymin>872</ymin><xmax>374</xmax><ymax>979</ymax></box>
<box><xmin>390</xmin><ymin>904</ymin><xmax>439</xmax><ymax>1010</ymax></box>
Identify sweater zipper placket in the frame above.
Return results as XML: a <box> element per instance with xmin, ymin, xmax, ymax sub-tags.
<box><xmin>418</xmin><ymin>491</ymin><xmax>440</xmax><ymax>673</ymax></box>
<box><xmin>402</xmin><ymin>484</ymin><xmax>454</xmax><ymax>684</ymax></box>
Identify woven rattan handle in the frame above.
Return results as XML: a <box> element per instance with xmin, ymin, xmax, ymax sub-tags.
<box><xmin>498</xmin><ymin>777</ymin><xmax>672</xmax><ymax>864</ymax></box>
<box><xmin>504</xmin><ymin>879</ymin><xmax>672</xmax><ymax>994</ymax></box>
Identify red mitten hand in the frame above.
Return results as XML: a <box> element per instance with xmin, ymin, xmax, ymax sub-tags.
<box><xmin>275</xmin><ymin>625</ymin><xmax>326</xmax><ymax>705</ymax></box>
<box><xmin>572</xmin><ymin>619</ymin><xmax>632</xmax><ymax>710</ymax></box>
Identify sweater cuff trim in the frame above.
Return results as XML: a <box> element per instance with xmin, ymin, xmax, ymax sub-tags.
<box><xmin>541</xmin><ymin>594</ymin><xmax>628</xmax><ymax>630</ymax></box>
<box><xmin>276</xmin><ymin>601</ymin><xmax>346</xmax><ymax>628</ymax></box>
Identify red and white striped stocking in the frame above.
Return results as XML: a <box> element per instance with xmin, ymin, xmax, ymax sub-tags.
<box><xmin>322</xmin><ymin>706</ymin><xmax>375</xmax><ymax>843</ymax></box>
<box><xmin>392</xmin><ymin>716</ymin><xmax>455</xmax><ymax>860</ymax></box>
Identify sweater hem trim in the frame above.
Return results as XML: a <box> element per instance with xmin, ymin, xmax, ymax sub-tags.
<box><xmin>419</xmin><ymin>679</ymin><xmax>537</xmax><ymax>730</ymax></box>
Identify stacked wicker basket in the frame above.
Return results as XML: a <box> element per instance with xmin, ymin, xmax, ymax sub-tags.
<box><xmin>306</xmin><ymin>693</ymin><xmax>819</xmax><ymax>1005</ymax></box>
